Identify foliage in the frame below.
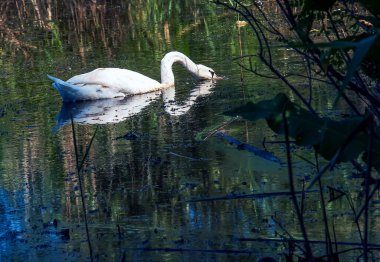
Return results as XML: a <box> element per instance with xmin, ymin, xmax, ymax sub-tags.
<box><xmin>214</xmin><ymin>0</ymin><xmax>380</xmax><ymax>172</ymax></box>
<box><xmin>216</xmin><ymin>0</ymin><xmax>380</xmax><ymax>260</ymax></box>
<box><xmin>215</xmin><ymin>0</ymin><xmax>380</xmax><ymax>116</ymax></box>
<box><xmin>225</xmin><ymin>93</ymin><xmax>380</xmax><ymax>169</ymax></box>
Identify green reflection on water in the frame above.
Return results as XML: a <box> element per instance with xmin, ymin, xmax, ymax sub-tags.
<box><xmin>0</xmin><ymin>0</ymin><xmax>373</xmax><ymax>261</ymax></box>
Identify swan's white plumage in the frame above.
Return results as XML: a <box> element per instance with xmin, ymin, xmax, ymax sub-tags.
<box><xmin>68</xmin><ymin>68</ymin><xmax>162</xmax><ymax>94</ymax></box>
<box><xmin>48</xmin><ymin>51</ymin><xmax>218</xmax><ymax>102</ymax></box>
<box><xmin>54</xmin><ymin>81</ymin><xmax>215</xmax><ymax>130</ymax></box>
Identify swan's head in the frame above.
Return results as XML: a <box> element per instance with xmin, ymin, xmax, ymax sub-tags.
<box><xmin>196</xmin><ymin>64</ymin><xmax>220</xmax><ymax>80</ymax></box>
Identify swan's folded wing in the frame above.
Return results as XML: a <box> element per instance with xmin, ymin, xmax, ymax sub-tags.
<box><xmin>48</xmin><ymin>74</ymin><xmax>125</xmax><ymax>101</ymax></box>
<box><xmin>67</xmin><ymin>68</ymin><xmax>161</xmax><ymax>95</ymax></box>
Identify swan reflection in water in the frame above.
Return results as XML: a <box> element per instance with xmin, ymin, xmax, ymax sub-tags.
<box><xmin>54</xmin><ymin>80</ymin><xmax>215</xmax><ymax>130</ymax></box>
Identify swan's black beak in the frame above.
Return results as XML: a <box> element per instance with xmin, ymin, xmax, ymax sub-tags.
<box><xmin>209</xmin><ymin>70</ymin><xmax>215</xmax><ymax>79</ymax></box>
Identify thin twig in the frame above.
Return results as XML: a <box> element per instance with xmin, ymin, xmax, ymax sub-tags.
<box><xmin>125</xmin><ymin>247</ymin><xmax>257</xmax><ymax>254</ymax></box>
<box><xmin>71</xmin><ymin>116</ymin><xmax>94</xmax><ymax>262</ymax></box>
<box><xmin>315</xmin><ymin>152</ymin><xmax>334</xmax><ymax>259</ymax></box>
<box><xmin>282</xmin><ymin>104</ymin><xmax>313</xmax><ymax>258</ymax></box>
<box><xmin>202</xmin><ymin>116</ymin><xmax>240</xmax><ymax>141</ymax></box>
<box><xmin>363</xmin><ymin>116</ymin><xmax>374</xmax><ymax>261</ymax></box>
<box><xmin>185</xmin><ymin>190</ymin><xmax>318</xmax><ymax>203</ymax></box>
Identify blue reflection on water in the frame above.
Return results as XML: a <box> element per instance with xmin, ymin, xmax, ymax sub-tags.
<box><xmin>0</xmin><ymin>189</ymin><xmax>26</xmax><ymax>258</ymax></box>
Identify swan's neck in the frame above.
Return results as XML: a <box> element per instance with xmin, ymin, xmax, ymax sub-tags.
<box><xmin>160</xmin><ymin>52</ymin><xmax>199</xmax><ymax>85</ymax></box>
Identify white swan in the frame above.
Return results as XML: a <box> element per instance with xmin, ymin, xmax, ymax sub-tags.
<box><xmin>48</xmin><ymin>51</ymin><xmax>219</xmax><ymax>102</ymax></box>
<box><xmin>53</xmin><ymin>81</ymin><xmax>215</xmax><ymax>130</ymax></box>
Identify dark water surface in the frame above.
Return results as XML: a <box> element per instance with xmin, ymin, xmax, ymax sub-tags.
<box><xmin>0</xmin><ymin>1</ymin><xmax>376</xmax><ymax>261</ymax></box>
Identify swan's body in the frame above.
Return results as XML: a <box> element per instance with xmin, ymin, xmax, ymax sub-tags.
<box><xmin>48</xmin><ymin>51</ymin><xmax>218</xmax><ymax>102</ymax></box>
<box><xmin>53</xmin><ymin>81</ymin><xmax>215</xmax><ymax>130</ymax></box>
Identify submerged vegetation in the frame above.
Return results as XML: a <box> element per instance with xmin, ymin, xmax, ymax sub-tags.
<box><xmin>0</xmin><ymin>0</ymin><xmax>380</xmax><ymax>261</ymax></box>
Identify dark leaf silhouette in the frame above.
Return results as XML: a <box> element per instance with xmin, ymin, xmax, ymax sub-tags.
<box><xmin>224</xmin><ymin>93</ymin><xmax>380</xmax><ymax>169</ymax></box>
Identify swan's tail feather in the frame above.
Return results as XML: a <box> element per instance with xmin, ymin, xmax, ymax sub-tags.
<box><xmin>47</xmin><ymin>75</ymin><xmax>82</xmax><ymax>102</ymax></box>
<box><xmin>47</xmin><ymin>75</ymin><xmax>79</xmax><ymax>91</ymax></box>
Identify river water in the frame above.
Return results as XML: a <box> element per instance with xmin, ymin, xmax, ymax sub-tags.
<box><xmin>0</xmin><ymin>1</ymin><xmax>377</xmax><ymax>261</ymax></box>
